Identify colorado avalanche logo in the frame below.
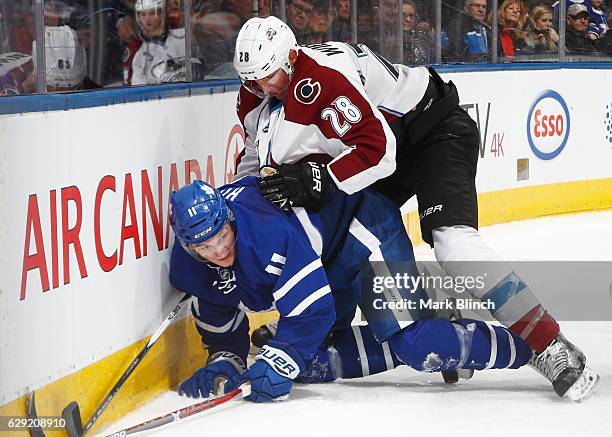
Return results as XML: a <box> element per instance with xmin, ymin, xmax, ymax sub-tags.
<box><xmin>294</xmin><ymin>78</ymin><xmax>321</xmax><ymax>105</ymax></box>
<box><xmin>266</xmin><ymin>28</ymin><xmax>277</xmax><ymax>41</ymax></box>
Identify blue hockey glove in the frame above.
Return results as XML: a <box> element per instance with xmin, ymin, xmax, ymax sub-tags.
<box><xmin>239</xmin><ymin>341</ymin><xmax>305</xmax><ymax>403</ymax></box>
<box><xmin>178</xmin><ymin>351</ymin><xmax>246</xmax><ymax>398</ymax></box>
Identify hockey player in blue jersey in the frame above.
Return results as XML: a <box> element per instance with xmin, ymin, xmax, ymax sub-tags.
<box><xmin>169</xmin><ymin>177</ymin><xmax>537</xmax><ymax>403</ymax></box>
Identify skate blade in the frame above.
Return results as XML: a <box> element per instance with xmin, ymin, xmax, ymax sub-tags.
<box><xmin>564</xmin><ymin>366</ymin><xmax>600</xmax><ymax>402</ymax></box>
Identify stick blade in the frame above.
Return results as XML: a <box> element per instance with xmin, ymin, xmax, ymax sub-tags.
<box><xmin>62</xmin><ymin>401</ymin><xmax>84</xmax><ymax>437</ymax></box>
<box><xmin>27</xmin><ymin>391</ymin><xmax>47</xmax><ymax>437</ymax></box>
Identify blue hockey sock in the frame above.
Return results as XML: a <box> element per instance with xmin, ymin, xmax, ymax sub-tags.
<box><xmin>387</xmin><ymin>318</ymin><xmax>532</xmax><ymax>372</ymax></box>
<box><xmin>297</xmin><ymin>325</ymin><xmax>403</xmax><ymax>383</ymax></box>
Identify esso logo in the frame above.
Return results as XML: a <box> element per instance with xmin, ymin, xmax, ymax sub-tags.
<box><xmin>224</xmin><ymin>124</ymin><xmax>246</xmax><ymax>184</ymax></box>
<box><xmin>526</xmin><ymin>90</ymin><xmax>570</xmax><ymax>160</ymax></box>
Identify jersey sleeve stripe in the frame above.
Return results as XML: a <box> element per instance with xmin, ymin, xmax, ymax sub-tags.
<box><xmin>348</xmin><ymin>217</ymin><xmax>381</xmax><ymax>254</ymax></box>
<box><xmin>191</xmin><ymin>297</ymin><xmax>200</xmax><ymax>316</ymax></box>
<box><xmin>285</xmin><ymin>285</ymin><xmax>331</xmax><ymax>317</ymax></box>
<box><xmin>194</xmin><ymin>310</ymin><xmax>245</xmax><ymax>334</ymax></box>
<box><xmin>265</xmin><ymin>265</ymin><xmax>283</xmax><ymax>276</ymax></box>
<box><xmin>293</xmin><ymin>207</ymin><xmax>323</xmax><ymax>256</ymax></box>
<box><xmin>272</xmin><ymin>258</ymin><xmax>323</xmax><ymax>301</ymax></box>
<box><xmin>271</xmin><ymin>253</ymin><xmax>287</xmax><ymax>264</ymax></box>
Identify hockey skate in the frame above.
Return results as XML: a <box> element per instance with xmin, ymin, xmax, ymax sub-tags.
<box><xmin>529</xmin><ymin>333</ymin><xmax>599</xmax><ymax>401</ymax></box>
<box><xmin>250</xmin><ymin>320</ymin><xmax>278</xmax><ymax>354</ymax></box>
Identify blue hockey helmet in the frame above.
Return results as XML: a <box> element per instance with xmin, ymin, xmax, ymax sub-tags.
<box><xmin>170</xmin><ymin>181</ymin><xmax>232</xmax><ymax>249</ymax></box>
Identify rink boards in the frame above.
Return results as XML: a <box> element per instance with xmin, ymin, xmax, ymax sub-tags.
<box><xmin>1</xmin><ymin>66</ymin><xmax>611</xmax><ymax>431</ymax></box>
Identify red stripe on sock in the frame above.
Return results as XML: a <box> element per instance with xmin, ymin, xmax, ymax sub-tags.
<box><xmin>510</xmin><ymin>306</ymin><xmax>560</xmax><ymax>352</ymax></box>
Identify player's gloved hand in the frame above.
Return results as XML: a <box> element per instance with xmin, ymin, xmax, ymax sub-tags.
<box><xmin>238</xmin><ymin>341</ymin><xmax>304</xmax><ymax>403</ymax></box>
<box><xmin>178</xmin><ymin>351</ymin><xmax>246</xmax><ymax>398</ymax></box>
<box><xmin>258</xmin><ymin>162</ymin><xmax>338</xmax><ymax>214</ymax></box>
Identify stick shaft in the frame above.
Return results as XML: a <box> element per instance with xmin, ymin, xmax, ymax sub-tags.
<box><xmin>106</xmin><ymin>386</ymin><xmax>249</xmax><ymax>436</ymax></box>
<box><xmin>81</xmin><ymin>294</ymin><xmax>190</xmax><ymax>434</ymax></box>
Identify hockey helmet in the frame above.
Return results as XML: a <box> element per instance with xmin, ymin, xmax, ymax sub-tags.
<box><xmin>233</xmin><ymin>16</ymin><xmax>298</xmax><ymax>95</ymax></box>
<box><xmin>170</xmin><ymin>181</ymin><xmax>234</xmax><ymax>258</ymax></box>
<box><xmin>135</xmin><ymin>0</ymin><xmax>166</xmax><ymax>11</ymax></box>
<box><xmin>32</xmin><ymin>26</ymin><xmax>87</xmax><ymax>90</ymax></box>
<box><xmin>135</xmin><ymin>0</ymin><xmax>166</xmax><ymax>37</ymax></box>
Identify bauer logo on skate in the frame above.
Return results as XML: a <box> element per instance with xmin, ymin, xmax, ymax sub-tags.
<box><xmin>527</xmin><ymin>90</ymin><xmax>571</xmax><ymax>160</ymax></box>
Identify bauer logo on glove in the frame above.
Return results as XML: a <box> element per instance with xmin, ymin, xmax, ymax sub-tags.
<box><xmin>256</xmin><ymin>344</ymin><xmax>301</xmax><ymax>379</ymax></box>
<box><xmin>258</xmin><ymin>162</ymin><xmax>338</xmax><ymax>213</ymax></box>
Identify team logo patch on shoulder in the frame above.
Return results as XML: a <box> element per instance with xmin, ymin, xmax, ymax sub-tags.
<box><xmin>294</xmin><ymin>78</ymin><xmax>321</xmax><ymax>105</ymax></box>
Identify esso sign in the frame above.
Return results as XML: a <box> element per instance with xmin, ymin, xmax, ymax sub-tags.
<box><xmin>526</xmin><ymin>90</ymin><xmax>570</xmax><ymax>160</ymax></box>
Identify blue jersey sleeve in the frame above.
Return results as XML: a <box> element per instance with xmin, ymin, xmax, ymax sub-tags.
<box><xmin>266</xmin><ymin>228</ymin><xmax>336</xmax><ymax>361</ymax></box>
<box><xmin>190</xmin><ymin>297</ymin><xmax>250</xmax><ymax>364</ymax></box>
<box><xmin>169</xmin><ymin>239</ymin><xmax>250</xmax><ymax>364</ymax></box>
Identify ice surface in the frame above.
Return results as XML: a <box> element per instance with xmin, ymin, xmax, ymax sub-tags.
<box><xmin>97</xmin><ymin>211</ymin><xmax>612</xmax><ymax>437</ymax></box>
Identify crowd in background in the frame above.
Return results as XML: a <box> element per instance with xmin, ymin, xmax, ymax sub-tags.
<box><xmin>0</xmin><ymin>0</ymin><xmax>610</xmax><ymax>96</ymax></box>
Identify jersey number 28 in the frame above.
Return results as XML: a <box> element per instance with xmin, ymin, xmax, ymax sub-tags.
<box><xmin>321</xmin><ymin>96</ymin><xmax>362</xmax><ymax>137</ymax></box>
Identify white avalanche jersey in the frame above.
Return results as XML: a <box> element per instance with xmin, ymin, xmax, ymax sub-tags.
<box><xmin>235</xmin><ymin>42</ymin><xmax>430</xmax><ymax>194</ymax></box>
<box><xmin>130</xmin><ymin>29</ymin><xmax>185</xmax><ymax>86</ymax></box>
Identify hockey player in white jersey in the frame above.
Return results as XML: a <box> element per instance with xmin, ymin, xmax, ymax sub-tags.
<box><xmin>231</xmin><ymin>16</ymin><xmax>599</xmax><ymax>400</ymax></box>
<box><xmin>169</xmin><ymin>178</ymin><xmax>538</xmax><ymax>403</ymax></box>
<box><xmin>124</xmin><ymin>0</ymin><xmax>186</xmax><ymax>85</ymax></box>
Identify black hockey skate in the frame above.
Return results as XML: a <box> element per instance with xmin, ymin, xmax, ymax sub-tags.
<box><xmin>250</xmin><ymin>321</ymin><xmax>278</xmax><ymax>349</ymax></box>
<box><xmin>529</xmin><ymin>333</ymin><xmax>599</xmax><ymax>401</ymax></box>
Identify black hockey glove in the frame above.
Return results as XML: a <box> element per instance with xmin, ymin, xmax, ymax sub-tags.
<box><xmin>258</xmin><ymin>162</ymin><xmax>338</xmax><ymax>214</ymax></box>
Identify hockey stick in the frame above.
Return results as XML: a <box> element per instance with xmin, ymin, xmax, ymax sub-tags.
<box><xmin>27</xmin><ymin>391</ymin><xmax>46</xmax><ymax>437</ymax></box>
<box><xmin>57</xmin><ymin>293</ymin><xmax>191</xmax><ymax>437</ymax></box>
<box><xmin>102</xmin><ymin>384</ymin><xmax>251</xmax><ymax>436</ymax></box>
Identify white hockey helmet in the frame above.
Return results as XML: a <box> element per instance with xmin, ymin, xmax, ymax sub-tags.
<box><xmin>233</xmin><ymin>16</ymin><xmax>298</xmax><ymax>84</ymax></box>
<box><xmin>33</xmin><ymin>26</ymin><xmax>87</xmax><ymax>89</ymax></box>
<box><xmin>135</xmin><ymin>0</ymin><xmax>166</xmax><ymax>37</ymax></box>
<box><xmin>135</xmin><ymin>0</ymin><xmax>166</xmax><ymax>11</ymax></box>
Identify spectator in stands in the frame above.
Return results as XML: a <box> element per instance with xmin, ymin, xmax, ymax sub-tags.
<box><xmin>445</xmin><ymin>0</ymin><xmax>490</xmax><ymax>62</ymax></box>
<box><xmin>586</xmin><ymin>0</ymin><xmax>609</xmax><ymax>40</ymax></box>
<box><xmin>287</xmin><ymin>0</ymin><xmax>315</xmax><ymax>42</ymax></box>
<box><xmin>522</xmin><ymin>3</ymin><xmax>559</xmax><ymax>53</ymax></box>
<box><xmin>257</xmin><ymin>0</ymin><xmax>272</xmax><ymax>17</ymax></box>
<box><xmin>191</xmin><ymin>0</ymin><xmax>241</xmax><ymax>79</ymax></box>
<box><xmin>565</xmin><ymin>3</ymin><xmax>600</xmax><ymax>52</ymax></box>
<box><xmin>219</xmin><ymin>0</ymin><xmax>253</xmax><ymax>25</ymax></box>
<box><xmin>0</xmin><ymin>52</ymin><xmax>34</xmax><ymax>95</ymax></box>
<box><xmin>493</xmin><ymin>0</ymin><xmax>525</xmax><ymax>59</ymax></box>
<box><xmin>402</xmin><ymin>0</ymin><xmax>434</xmax><ymax>65</ymax></box>
<box><xmin>518</xmin><ymin>0</ymin><xmax>531</xmax><ymax>31</ymax></box>
<box><xmin>331</xmin><ymin>0</ymin><xmax>352</xmax><ymax>41</ymax></box>
<box><xmin>304</xmin><ymin>0</ymin><xmax>335</xmax><ymax>44</ymax></box>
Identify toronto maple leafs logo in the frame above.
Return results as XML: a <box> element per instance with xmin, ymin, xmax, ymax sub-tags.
<box><xmin>212</xmin><ymin>267</ymin><xmax>237</xmax><ymax>294</ymax></box>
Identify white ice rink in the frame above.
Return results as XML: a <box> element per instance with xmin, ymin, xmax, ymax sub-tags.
<box><xmin>98</xmin><ymin>210</ymin><xmax>612</xmax><ymax>437</ymax></box>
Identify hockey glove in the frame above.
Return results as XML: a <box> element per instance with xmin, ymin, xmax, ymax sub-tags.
<box><xmin>239</xmin><ymin>341</ymin><xmax>305</xmax><ymax>403</ymax></box>
<box><xmin>178</xmin><ymin>351</ymin><xmax>246</xmax><ymax>398</ymax></box>
<box><xmin>258</xmin><ymin>162</ymin><xmax>338</xmax><ymax>214</ymax></box>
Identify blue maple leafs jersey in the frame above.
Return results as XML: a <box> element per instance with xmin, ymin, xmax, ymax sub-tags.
<box><xmin>170</xmin><ymin>176</ymin><xmax>337</xmax><ymax>365</ymax></box>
